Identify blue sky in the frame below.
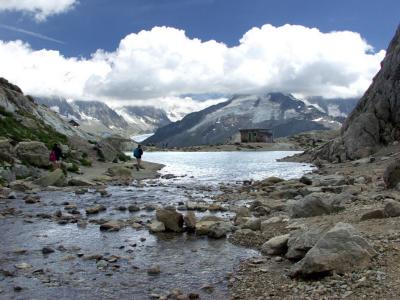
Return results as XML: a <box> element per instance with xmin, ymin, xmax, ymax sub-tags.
<box><xmin>0</xmin><ymin>0</ymin><xmax>397</xmax><ymax>107</ymax></box>
<box><xmin>0</xmin><ymin>0</ymin><xmax>398</xmax><ymax>57</ymax></box>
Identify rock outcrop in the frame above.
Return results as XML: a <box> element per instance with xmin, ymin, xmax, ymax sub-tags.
<box><xmin>291</xmin><ymin>223</ymin><xmax>376</xmax><ymax>277</ymax></box>
<box><xmin>314</xmin><ymin>26</ymin><xmax>400</xmax><ymax>161</ymax></box>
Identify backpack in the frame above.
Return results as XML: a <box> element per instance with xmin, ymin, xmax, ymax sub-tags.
<box><xmin>133</xmin><ymin>148</ymin><xmax>140</xmax><ymax>158</ymax></box>
<box><xmin>49</xmin><ymin>150</ymin><xmax>57</xmax><ymax>162</ymax></box>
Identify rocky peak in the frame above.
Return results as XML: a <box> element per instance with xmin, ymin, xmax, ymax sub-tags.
<box><xmin>315</xmin><ymin>25</ymin><xmax>400</xmax><ymax>161</ymax></box>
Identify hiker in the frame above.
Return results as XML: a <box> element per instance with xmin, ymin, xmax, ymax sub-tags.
<box><xmin>133</xmin><ymin>144</ymin><xmax>144</xmax><ymax>170</ymax></box>
<box><xmin>50</xmin><ymin>143</ymin><xmax>63</xmax><ymax>169</ymax></box>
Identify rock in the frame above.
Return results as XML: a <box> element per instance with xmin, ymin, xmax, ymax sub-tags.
<box><xmin>186</xmin><ymin>201</ymin><xmax>208</xmax><ymax>211</ymax></box>
<box><xmin>15</xmin><ymin>263</ymin><xmax>32</xmax><ymax>269</ymax></box>
<box><xmin>85</xmin><ymin>204</ymin><xmax>106</xmax><ymax>214</ymax></box>
<box><xmin>41</xmin><ymin>247</ymin><xmax>55</xmax><ymax>254</ymax></box>
<box><xmin>184</xmin><ymin>211</ymin><xmax>197</xmax><ymax>230</ymax></box>
<box><xmin>7</xmin><ymin>191</ymin><xmax>17</xmax><ymax>199</ymax></box>
<box><xmin>314</xmin><ymin>27</ymin><xmax>400</xmax><ymax>161</ymax></box>
<box><xmin>313</xmin><ymin>175</ymin><xmax>348</xmax><ymax>186</ymax></box>
<box><xmin>156</xmin><ymin>208</ymin><xmax>184</xmax><ymax>232</ymax></box>
<box><xmin>9</xmin><ymin>180</ymin><xmax>34</xmax><ymax>192</ymax></box>
<box><xmin>291</xmin><ymin>223</ymin><xmax>376</xmax><ymax>277</ymax></box>
<box><xmin>195</xmin><ymin>220</ymin><xmax>217</xmax><ymax>235</ymax></box>
<box><xmin>360</xmin><ymin>209</ymin><xmax>386</xmax><ymax>221</ymax></box>
<box><xmin>234</xmin><ymin>207</ymin><xmax>251</xmax><ymax>225</ymax></box>
<box><xmin>15</xmin><ymin>141</ymin><xmax>49</xmax><ymax>168</ymax></box>
<box><xmin>241</xmin><ymin>218</ymin><xmax>261</xmax><ymax>231</ymax></box>
<box><xmin>148</xmin><ymin>220</ymin><xmax>165</xmax><ymax>233</ymax></box>
<box><xmin>260</xmin><ymin>216</ymin><xmax>285</xmax><ymax>232</ymax></box>
<box><xmin>286</xmin><ymin>226</ymin><xmax>328</xmax><ymax>260</ymax></box>
<box><xmin>0</xmin><ymin>139</ymin><xmax>14</xmax><ymax>164</ymax></box>
<box><xmin>100</xmin><ymin>220</ymin><xmax>122</xmax><ymax>231</ymax></box>
<box><xmin>299</xmin><ymin>176</ymin><xmax>312</xmax><ymax>185</ymax></box>
<box><xmin>107</xmin><ymin>166</ymin><xmax>132</xmax><ymax>178</ymax></box>
<box><xmin>128</xmin><ymin>205</ymin><xmax>140</xmax><ymax>212</ymax></box>
<box><xmin>261</xmin><ymin>234</ymin><xmax>290</xmax><ymax>256</ymax></box>
<box><xmin>383</xmin><ymin>199</ymin><xmax>400</xmax><ymax>217</ymax></box>
<box><xmin>23</xmin><ymin>195</ymin><xmax>40</xmax><ymax>204</ymax></box>
<box><xmin>96</xmin><ymin>260</ymin><xmax>108</xmax><ymax>268</ymax></box>
<box><xmin>33</xmin><ymin>169</ymin><xmax>66</xmax><ymax>187</ymax></box>
<box><xmin>68</xmin><ymin>177</ymin><xmax>96</xmax><ymax>186</ymax></box>
<box><xmin>383</xmin><ymin>160</ymin><xmax>400</xmax><ymax>188</ymax></box>
<box><xmin>260</xmin><ymin>177</ymin><xmax>284</xmax><ymax>186</ymax></box>
<box><xmin>288</xmin><ymin>193</ymin><xmax>344</xmax><ymax>218</ymax></box>
<box><xmin>96</xmin><ymin>140</ymin><xmax>119</xmax><ymax>162</ymax></box>
<box><xmin>147</xmin><ymin>265</ymin><xmax>161</xmax><ymax>275</ymax></box>
<box><xmin>208</xmin><ymin>221</ymin><xmax>232</xmax><ymax>239</ymax></box>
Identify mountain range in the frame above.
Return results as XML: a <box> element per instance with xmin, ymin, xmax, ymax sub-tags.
<box><xmin>33</xmin><ymin>97</ymin><xmax>172</xmax><ymax>137</ymax></box>
<box><xmin>145</xmin><ymin>93</ymin><xmax>352</xmax><ymax>147</ymax></box>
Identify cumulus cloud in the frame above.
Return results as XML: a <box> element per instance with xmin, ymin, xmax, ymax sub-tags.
<box><xmin>0</xmin><ymin>24</ymin><xmax>386</xmax><ymax>105</ymax></box>
<box><xmin>0</xmin><ymin>0</ymin><xmax>78</xmax><ymax>21</ymax></box>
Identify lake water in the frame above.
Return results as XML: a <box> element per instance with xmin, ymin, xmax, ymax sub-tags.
<box><xmin>142</xmin><ymin>151</ymin><xmax>314</xmax><ymax>185</ymax></box>
<box><xmin>0</xmin><ymin>151</ymin><xmax>314</xmax><ymax>299</ymax></box>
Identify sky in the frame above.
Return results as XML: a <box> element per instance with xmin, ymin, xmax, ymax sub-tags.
<box><xmin>0</xmin><ymin>0</ymin><xmax>398</xmax><ymax>109</ymax></box>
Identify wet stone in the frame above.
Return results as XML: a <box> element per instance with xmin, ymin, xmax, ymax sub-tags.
<box><xmin>147</xmin><ymin>265</ymin><xmax>161</xmax><ymax>275</ymax></box>
<box><xmin>41</xmin><ymin>247</ymin><xmax>55</xmax><ymax>255</ymax></box>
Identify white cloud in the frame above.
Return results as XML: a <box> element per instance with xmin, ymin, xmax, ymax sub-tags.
<box><xmin>0</xmin><ymin>24</ymin><xmax>386</xmax><ymax>105</ymax></box>
<box><xmin>0</xmin><ymin>0</ymin><xmax>78</xmax><ymax>21</ymax></box>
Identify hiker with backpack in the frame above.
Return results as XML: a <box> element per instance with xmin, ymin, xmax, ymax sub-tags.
<box><xmin>49</xmin><ymin>143</ymin><xmax>63</xmax><ymax>169</ymax></box>
<box><xmin>133</xmin><ymin>144</ymin><xmax>144</xmax><ymax>170</ymax></box>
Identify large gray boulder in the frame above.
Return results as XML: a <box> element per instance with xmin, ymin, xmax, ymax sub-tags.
<box><xmin>288</xmin><ymin>193</ymin><xmax>344</xmax><ymax>218</ymax></box>
<box><xmin>15</xmin><ymin>141</ymin><xmax>49</xmax><ymax>168</ymax></box>
<box><xmin>0</xmin><ymin>139</ymin><xmax>14</xmax><ymax>164</ymax></box>
<box><xmin>384</xmin><ymin>199</ymin><xmax>400</xmax><ymax>217</ymax></box>
<box><xmin>261</xmin><ymin>234</ymin><xmax>290</xmax><ymax>256</ymax></box>
<box><xmin>286</xmin><ymin>226</ymin><xmax>329</xmax><ymax>260</ymax></box>
<box><xmin>291</xmin><ymin>223</ymin><xmax>376</xmax><ymax>277</ymax></box>
<box><xmin>314</xmin><ymin>26</ymin><xmax>400</xmax><ymax>161</ymax></box>
<box><xmin>96</xmin><ymin>140</ymin><xmax>119</xmax><ymax>162</ymax></box>
<box><xmin>383</xmin><ymin>160</ymin><xmax>400</xmax><ymax>188</ymax></box>
<box><xmin>33</xmin><ymin>169</ymin><xmax>66</xmax><ymax>187</ymax></box>
<box><xmin>156</xmin><ymin>208</ymin><xmax>184</xmax><ymax>232</ymax></box>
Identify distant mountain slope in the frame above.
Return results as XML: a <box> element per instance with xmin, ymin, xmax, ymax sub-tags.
<box><xmin>305</xmin><ymin>97</ymin><xmax>359</xmax><ymax>121</ymax></box>
<box><xmin>145</xmin><ymin>93</ymin><xmax>340</xmax><ymax>147</ymax></box>
<box><xmin>34</xmin><ymin>97</ymin><xmax>173</xmax><ymax>137</ymax></box>
<box><xmin>115</xmin><ymin>106</ymin><xmax>171</xmax><ymax>133</ymax></box>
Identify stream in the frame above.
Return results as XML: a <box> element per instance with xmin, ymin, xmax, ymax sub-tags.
<box><xmin>0</xmin><ymin>151</ymin><xmax>314</xmax><ymax>299</ymax></box>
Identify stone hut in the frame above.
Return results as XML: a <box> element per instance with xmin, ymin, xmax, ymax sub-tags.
<box><xmin>239</xmin><ymin>129</ymin><xmax>273</xmax><ymax>143</ymax></box>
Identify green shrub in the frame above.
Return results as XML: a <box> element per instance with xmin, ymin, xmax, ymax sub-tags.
<box><xmin>118</xmin><ymin>153</ymin><xmax>131</xmax><ymax>162</ymax></box>
<box><xmin>67</xmin><ymin>163</ymin><xmax>80</xmax><ymax>173</ymax></box>
<box><xmin>79</xmin><ymin>158</ymin><xmax>92</xmax><ymax>167</ymax></box>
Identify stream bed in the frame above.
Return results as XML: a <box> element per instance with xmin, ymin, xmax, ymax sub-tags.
<box><xmin>0</xmin><ymin>151</ymin><xmax>314</xmax><ymax>299</ymax></box>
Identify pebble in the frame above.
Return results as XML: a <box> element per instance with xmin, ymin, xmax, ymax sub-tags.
<box><xmin>147</xmin><ymin>265</ymin><xmax>161</xmax><ymax>275</ymax></box>
<box><xmin>15</xmin><ymin>263</ymin><xmax>32</xmax><ymax>269</ymax></box>
<box><xmin>41</xmin><ymin>247</ymin><xmax>55</xmax><ymax>255</ymax></box>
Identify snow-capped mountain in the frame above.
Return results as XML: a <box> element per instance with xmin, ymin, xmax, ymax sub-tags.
<box><xmin>145</xmin><ymin>93</ymin><xmax>341</xmax><ymax>147</ymax></box>
<box><xmin>33</xmin><ymin>97</ymin><xmax>171</xmax><ymax>137</ymax></box>
<box><xmin>115</xmin><ymin>106</ymin><xmax>171</xmax><ymax>133</ymax></box>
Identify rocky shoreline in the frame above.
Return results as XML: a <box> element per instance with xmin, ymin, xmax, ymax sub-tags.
<box><xmin>224</xmin><ymin>143</ymin><xmax>400</xmax><ymax>299</ymax></box>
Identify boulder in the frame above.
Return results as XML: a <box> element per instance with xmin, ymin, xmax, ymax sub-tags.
<box><xmin>86</xmin><ymin>204</ymin><xmax>106</xmax><ymax>214</ymax></box>
<box><xmin>100</xmin><ymin>220</ymin><xmax>122</xmax><ymax>231</ymax></box>
<box><xmin>261</xmin><ymin>234</ymin><xmax>290</xmax><ymax>256</ymax></box>
<box><xmin>288</xmin><ymin>193</ymin><xmax>344</xmax><ymax>218</ymax></box>
<box><xmin>33</xmin><ymin>169</ymin><xmax>66</xmax><ymax>187</ymax></box>
<box><xmin>148</xmin><ymin>220</ymin><xmax>165</xmax><ymax>233</ymax></box>
<box><xmin>208</xmin><ymin>221</ymin><xmax>232</xmax><ymax>239</ymax></box>
<box><xmin>68</xmin><ymin>177</ymin><xmax>96</xmax><ymax>186</ymax></box>
<box><xmin>156</xmin><ymin>208</ymin><xmax>184</xmax><ymax>232</ymax></box>
<box><xmin>383</xmin><ymin>160</ymin><xmax>400</xmax><ymax>188</ymax></box>
<box><xmin>312</xmin><ymin>175</ymin><xmax>347</xmax><ymax>187</ymax></box>
<box><xmin>0</xmin><ymin>139</ymin><xmax>14</xmax><ymax>164</ymax></box>
<box><xmin>286</xmin><ymin>226</ymin><xmax>328</xmax><ymax>260</ymax></box>
<box><xmin>383</xmin><ymin>199</ymin><xmax>400</xmax><ymax>217</ymax></box>
<box><xmin>107</xmin><ymin>166</ymin><xmax>132</xmax><ymax>178</ymax></box>
<box><xmin>15</xmin><ymin>141</ymin><xmax>49</xmax><ymax>168</ymax></box>
<box><xmin>184</xmin><ymin>211</ymin><xmax>197</xmax><ymax>230</ymax></box>
<box><xmin>96</xmin><ymin>140</ymin><xmax>119</xmax><ymax>162</ymax></box>
<box><xmin>234</xmin><ymin>207</ymin><xmax>251</xmax><ymax>225</ymax></box>
<box><xmin>241</xmin><ymin>218</ymin><xmax>261</xmax><ymax>231</ymax></box>
<box><xmin>360</xmin><ymin>209</ymin><xmax>386</xmax><ymax>221</ymax></box>
<box><xmin>195</xmin><ymin>220</ymin><xmax>217</xmax><ymax>235</ymax></box>
<box><xmin>291</xmin><ymin>223</ymin><xmax>376</xmax><ymax>277</ymax></box>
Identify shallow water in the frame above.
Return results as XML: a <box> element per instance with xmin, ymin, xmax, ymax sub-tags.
<box><xmin>0</xmin><ymin>151</ymin><xmax>313</xmax><ymax>299</ymax></box>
